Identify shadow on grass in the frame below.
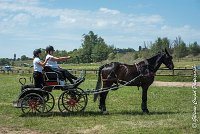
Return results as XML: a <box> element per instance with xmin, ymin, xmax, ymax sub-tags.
<box><xmin>114</xmin><ymin>110</ymin><xmax>186</xmax><ymax>115</ymax></box>
<box><xmin>20</xmin><ymin>111</ymin><xmax>106</xmax><ymax>117</ymax></box>
<box><xmin>19</xmin><ymin>110</ymin><xmax>187</xmax><ymax>117</ymax></box>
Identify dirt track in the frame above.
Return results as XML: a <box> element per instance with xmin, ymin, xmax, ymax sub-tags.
<box><xmin>0</xmin><ymin>126</ymin><xmax>46</xmax><ymax>134</ymax></box>
<box><xmin>152</xmin><ymin>81</ymin><xmax>200</xmax><ymax>87</ymax></box>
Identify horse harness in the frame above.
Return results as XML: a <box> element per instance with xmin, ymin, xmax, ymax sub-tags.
<box><xmin>135</xmin><ymin>60</ymin><xmax>155</xmax><ymax>77</ymax></box>
<box><xmin>102</xmin><ymin>60</ymin><xmax>155</xmax><ymax>83</ymax></box>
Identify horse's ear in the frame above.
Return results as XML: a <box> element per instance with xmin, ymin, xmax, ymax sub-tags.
<box><xmin>165</xmin><ymin>48</ymin><xmax>170</xmax><ymax>55</ymax></box>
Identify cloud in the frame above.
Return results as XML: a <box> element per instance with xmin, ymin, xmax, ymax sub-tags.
<box><xmin>160</xmin><ymin>25</ymin><xmax>200</xmax><ymax>42</ymax></box>
<box><xmin>0</xmin><ymin>0</ymin><xmax>164</xmax><ymax>29</ymax></box>
<box><xmin>99</xmin><ymin>7</ymin><xmax>120</xmax><ymax>15</ymax></box>
<box><xmin>0</xmin><ymin>0</ymin><xmax>164</xmax><ymax>32</ymax></box>
<box><xmin>12</xmin><ymin>13</ymin><xmax>31</xmax><ymax>24</ymax></box>
<box><xmin>95</xmin><ymin>20</ymin><xmax>108</xmax><ymax>27</ymax></box>
<box><xmin>59</xmin><ymin>15</ymin><xmax>76</xmax><ymax>24</ymax></box>
<box><xmin>2</xmin><ymin>0</ymin><xmax>40</xmax><ymax>6</ymax></box>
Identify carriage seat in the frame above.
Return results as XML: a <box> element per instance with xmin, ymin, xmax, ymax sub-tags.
<box><xmin>43</xmin><ymin>66</ymin><xmax>64</xmax><ymax>86</ymax></box>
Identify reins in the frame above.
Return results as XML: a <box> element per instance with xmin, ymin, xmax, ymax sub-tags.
<box><xmin>85</xmin><ymin>74</ymin><xmax>143</xmax><ymax>95</ymax></box>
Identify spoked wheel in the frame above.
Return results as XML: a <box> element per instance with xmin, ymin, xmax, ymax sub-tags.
<box><xmin>58</xmin><ymin>88</ymin><xmax>88</xmax><ymax>113</ymax></box>
<box><xmin>43</xmin><ymin>92</ymin><xmax>55</xmax><ymax>113</ymax></box>
<box><xmin>76</xmin><ymin>88</ymin><xmax>88</xmax><ymax>105</ymax></box>
<box><xmin>21</xmin><ymin>93</ymin><xmax>45</xmax><ymax>114</ymax></box>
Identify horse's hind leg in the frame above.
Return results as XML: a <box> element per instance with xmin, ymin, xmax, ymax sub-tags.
<box><xmin>141</xmin><ymin>87</ymin><xmax>149</xmax><ymax>114</ymax></box>
<box><xmin>99</xmin><ymin>91</ymin><xmax>109</xmax><ymax>114</ymax></box>
<box><xmin>99</xmin><ymin>82</ymin><xmax>112</xmax><ymax>114</ymax></box>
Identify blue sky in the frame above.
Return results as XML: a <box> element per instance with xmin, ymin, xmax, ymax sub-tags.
<box><xmin>0</xmin><ymin>0</ymin><xmax>200</xmax><ymax>58</ymax></box>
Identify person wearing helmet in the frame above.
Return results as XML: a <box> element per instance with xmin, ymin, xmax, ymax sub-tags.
<box><xmin>45</xmin><ymin>45</ymin><xmax>81</xmax><ymax>84</ymax></box>
<box><xmin>33</xmin><ymin>49</ymin><xmax>49</xmax><ymax>88</ymax></box>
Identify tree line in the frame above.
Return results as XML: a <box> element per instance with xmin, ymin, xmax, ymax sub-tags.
<box><xmin>0</xmin><ymin>31</ymin><xmax>200</xmax><ymax>66</ymax></box>
<box><xmin>137</xmin><ymin>36</ymin><xmax>200</xmax><ymax>59</ymax></box>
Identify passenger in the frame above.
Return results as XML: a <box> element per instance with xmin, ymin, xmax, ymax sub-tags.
<box><xmin>33</xmin><ymin>49</ymin><xmax>49</xmax><ymax>88</ymax></box>
<box><xmin>45</xmin><ymin>45</ymin><xmax>81</xmax><ymax>84</ymax></box>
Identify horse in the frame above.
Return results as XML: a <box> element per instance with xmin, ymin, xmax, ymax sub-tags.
<box><xmin>94</xmin><ymin>48</ymin><xmax>174</xmax><ymax>114</ymax></box>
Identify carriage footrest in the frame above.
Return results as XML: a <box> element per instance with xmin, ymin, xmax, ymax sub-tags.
<box><xmin>13</xmin><ymin>101</ymin><xmax>21</xmax><ymax>108</ymax></box>
<box><xmin>13</xmin><ymin>100</ymin><xmax>29</xmax><ymax>108</ymax></box>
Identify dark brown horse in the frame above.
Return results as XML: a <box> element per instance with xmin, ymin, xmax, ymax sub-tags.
<box><xmin>94</xmin><ymin>48</ymin><xmax>174</xmax><ymax>114</ymax></box>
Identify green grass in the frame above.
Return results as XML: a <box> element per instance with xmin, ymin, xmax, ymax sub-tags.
<box><xmin>173</xmin><ymin>60</ymin><xmax>200</xmax><ymax>68</ymax></box>
<box><xmin>59</xmin><ymin>63</ymin><xmax>101</xmax><ymax>70</ymax></box>
<box><xmin>0</xmin><ymin>74</ymin><xmax>199</xmax><ymax>134</ymax></box>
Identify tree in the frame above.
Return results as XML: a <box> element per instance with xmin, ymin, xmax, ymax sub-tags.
<box><xmin>150</xmin><ymin>37</ymin><xmax>170</xmax><ymax>54</ymax></box>
<box><xmin>108</xmin><ymin>52</ymin><xmax>115</xmax><ymax>60</ymax></box>
<box><xmin>93</xmin><ymin>37</ymin><xmax>114</xmax><ymax>62</ymax></box>
<box><xmin>14</xmin><ymin>54</ymin><xmax>16</xmax><ymax>61</ymax></box>
<box><xmin>81</xmin><ymin>31</ymin><xmax>97</xmax><ymax>63</ymax></box>
<box><xmin>81</xmin><ymin>31</ymin><xmax>113</xmax><ymax>63</ymax></box>
<box><xmin>139</xmin><ymin>46</ymin><xmax>142</xmax><ymax>51</ymax></box>
<box><xmin>173</xmin><ymin>36</ymin><xmax>188</xmax><ymax>58</ymax></box>
<box><xmin>21</xmin><ymin>55</ymin><xmax>29</xmax><ymax>61</ymax></box>
<box><xmin>188</xmin><ymin>41</ymin><xmax>200</xmax><ymax>56</ymax></box>
<box><xmin>0</xmin><ymin>58</ymin><xmax>10</xmax><ymax>65</ymax></box>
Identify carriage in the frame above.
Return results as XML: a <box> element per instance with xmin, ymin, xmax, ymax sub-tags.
<box><xmin>13</xmin><ymin>67</ymin><xmax>88</xmax><ymax>114</ymax></box>
<box><xmin>13</xmin><ymin>49</ymin><xmax>174</xmax><ymax>115</ymax></box>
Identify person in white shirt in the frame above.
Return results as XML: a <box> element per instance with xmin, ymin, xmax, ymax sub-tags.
<box><xmin>33</xmin><ymin>49</ymin><xmax>49</xmax><ymax>88</ymax></box>
<box><xmin>45</xmin><ymin>45</ymin><xmax>81</xmax><ymax>84</ymax></box>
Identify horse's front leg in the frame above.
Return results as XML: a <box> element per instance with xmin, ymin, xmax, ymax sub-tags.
<box><xmin>99</xmin><ymin>91</ymin><xmax>109</xmax><ymax>114</ymax></box>
<box><xmin>99</xmin><ymin>81</ymin><xmax>111</xmax><ymax>114</ymax></box>
<box><xmin>141</xmin><ymin>87</ymin><xmax>149</xmax><ymax>113</ymax></box>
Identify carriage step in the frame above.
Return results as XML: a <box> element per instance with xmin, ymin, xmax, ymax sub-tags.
<box><xmin>13</xmin><ymin>101</ymin><xmax>29</xmax><ymax>108</ymax></box>
<box><xmin>13</xmin><ymin>100</ymin><xmax>24</xmax><ymax>108</ymax></box>
<box><xmin>13</xmin><ymin>101</ymin><xmax>21</xmax><ymax>108</ymax></box>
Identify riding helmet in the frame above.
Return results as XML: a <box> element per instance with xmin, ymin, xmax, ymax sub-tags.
<box><xmin>46</xmin><ymin>45</ymin><xmax>55</xmax><ymax>52</ymax></box>
<box><xmin>33</xmin><ymin>49</ymin><xmax>42</xmax><ymax>57</ymax></box>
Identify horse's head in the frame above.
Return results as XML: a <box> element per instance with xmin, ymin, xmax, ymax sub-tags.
<box><xmin>162</xmin><ymin>48</ymin><xmax>174</xmax><ymax>70</ymax></box>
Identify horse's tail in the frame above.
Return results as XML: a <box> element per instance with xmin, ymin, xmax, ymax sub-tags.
<box><xmin>93</xmin><ymin>65</ymin><xmax>104</xmax><ymax>102</ymax></box>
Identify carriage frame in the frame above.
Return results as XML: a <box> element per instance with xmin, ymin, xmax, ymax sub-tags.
<box><xmin>13</xmin><ymin>70</ymin><xmax>88</xmax><ymax>114</ymax></box>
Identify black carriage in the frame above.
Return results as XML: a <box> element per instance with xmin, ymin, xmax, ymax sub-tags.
<box><xmin>13</xmin><ymin>68</ymin><xmax>88</xmax><ymax>114</ymax></box>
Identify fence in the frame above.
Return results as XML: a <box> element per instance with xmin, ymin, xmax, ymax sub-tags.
<box><xmin>0</xmin><ymin>68</ymin><xmax>195</xmax><ymax>77</ymax></box>
<box><xmin>0</xmin><ymin>69</ymin><xmax>32</xmax><ymax>74</ymax></box>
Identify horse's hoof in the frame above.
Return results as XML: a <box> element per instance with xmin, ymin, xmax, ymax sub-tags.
<box><xmin>142</xmin><ymin>109</ymin><xmax>149</xmax><ymax>114</ymax></box>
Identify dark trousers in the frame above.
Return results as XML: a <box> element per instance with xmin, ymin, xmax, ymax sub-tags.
<box><xmin>33</xmin><ymin>71</ymin><xmax>44</xmax><ymax>88</ymax></box>
<box><xmin>58</xmin><ymin>68</ymin><xmax>77</xmax><ymax>84</ymax></box>
<box><xmin>44</xmin><ymin>66</ymin><xmax>77</xmax><ymax>84</ymax></box>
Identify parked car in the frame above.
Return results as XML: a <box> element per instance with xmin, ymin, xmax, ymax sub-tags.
<box><xmin>2</xmin><ymin>65</ymin><xmax>12</xmax><ymax>71</ymax></box>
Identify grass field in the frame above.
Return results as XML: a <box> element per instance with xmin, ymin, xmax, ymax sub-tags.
<box><xmin>0</xmin><ymin>73</ymin><xmax>199</xmax><ymax>134</ymax></box>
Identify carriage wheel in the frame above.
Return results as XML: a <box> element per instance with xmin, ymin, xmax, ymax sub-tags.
<box><xmin>58</xmin><ymin>93</ymin><xmax>67</xmax><ymax>113</ymax></box>
<box><xmin>58</xmin><ymin>88</ymin><xmax>88</xmax><ymax>113</ymax></box>
<box><xmin>76</xmin><ymin>88</ymin><xmax>88</xmax><ymax>104</ymax></box>
<box><xmin>43</xmin><ymin>92</ymin><xmax>55</xmax><ymax>113</ymax></box>
<box><xmin>21</xmin><ymin>93</ymin><xmax>45</xmax><ymax>114</ymax></box>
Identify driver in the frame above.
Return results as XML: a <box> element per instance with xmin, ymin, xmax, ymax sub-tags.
<box><xmin>45</xmin><ymin>45</ymin><xmax>82</xmax><ymax>84</ymax></box>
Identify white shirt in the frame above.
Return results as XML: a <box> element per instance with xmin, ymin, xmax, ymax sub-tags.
<box><xmin>33</xmin><ymin>57</ymin><xmax>43</xmax><ymax>73</ymax></box>
<box><xmin>45</xmin><ymin>54</ymin><xmax>59</xmax><ymax>68</ymax></box>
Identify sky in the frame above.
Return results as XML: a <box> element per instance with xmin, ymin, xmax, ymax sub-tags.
<box><xmin>0</xmin><ymin>0</ymin><xmax>200</xmax><ymax>58</ymax></box>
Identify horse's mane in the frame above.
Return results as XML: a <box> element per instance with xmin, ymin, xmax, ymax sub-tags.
<box><xmin>146</xmin><ymin>52</ymin><xmax>162</xmax><ymax>62</ymax></box>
